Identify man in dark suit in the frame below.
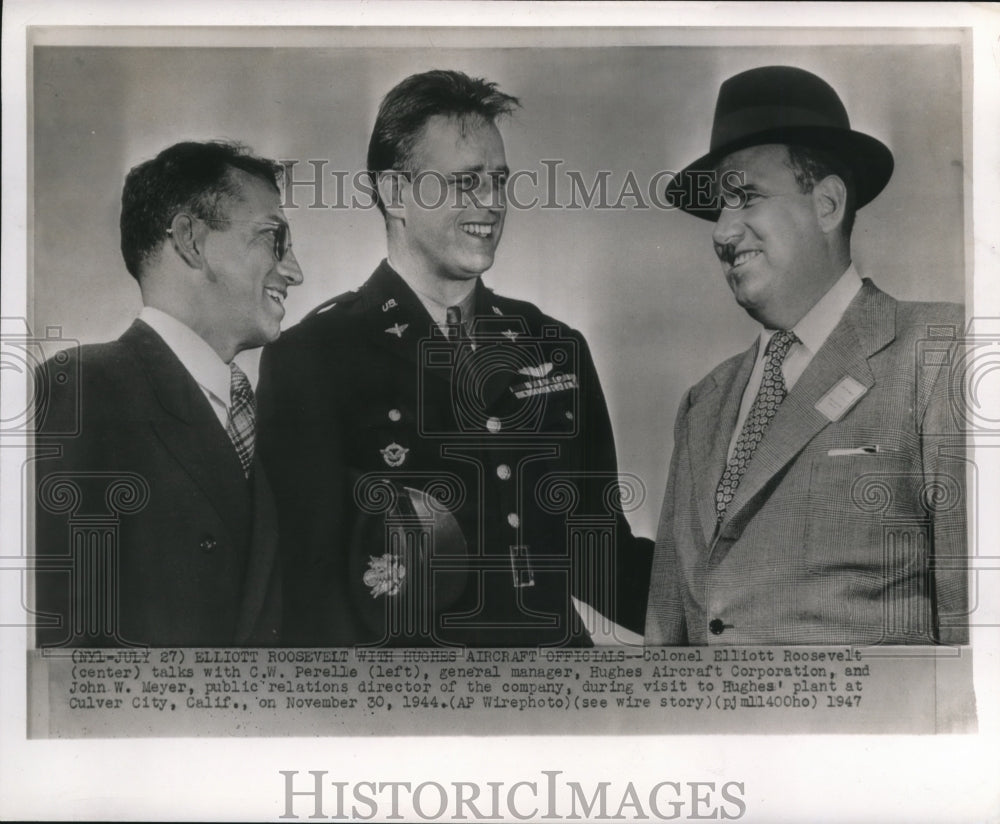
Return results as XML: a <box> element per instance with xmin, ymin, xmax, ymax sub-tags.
<box><xmin>646</xmin><ymin>66</ymin><xmax>968</xmax><ymax>645</ymax></box>
<box><xmin>34</xmin><ymin>140</ymin><xmax>303</xmax><ymax>647</ymax></box>
<box><xmin>258</xmin><ymin>69</ymin><xmax>652</xmax><ymax>647</ymax></box>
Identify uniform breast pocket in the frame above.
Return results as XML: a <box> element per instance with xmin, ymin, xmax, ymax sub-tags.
<box><xmin>804</xmin><ymin>453</ymin><xmax>929</xmax><ymax>570</ymax></box>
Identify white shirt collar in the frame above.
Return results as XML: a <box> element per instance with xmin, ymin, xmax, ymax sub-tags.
<box><xmin>137</xmin><ymin>306</ymin><xmax>233</xmax><ymax>408</ymax></box>
<box><xmin>756</xmin><ymin>263</ymin><xmax>863</xmax><ymax>357</ymax></box>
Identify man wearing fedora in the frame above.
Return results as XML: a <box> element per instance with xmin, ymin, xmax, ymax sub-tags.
<box><xmin>645</xmin><ymin>66</ymin><xmax>967</xmax><ymax>646</ymax></box>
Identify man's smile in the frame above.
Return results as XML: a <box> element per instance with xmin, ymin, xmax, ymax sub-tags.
<box><xmin>715</xmin><ymin>242</ymin><xmax>762</xmax><ymax>272</ymax></box>
<box><xmin>460</xmin><ymin>221</ymin><xmax>495</xmax><ymax>239</ymax></box>
<box><xmin>264</xmin><ymin>285</ymin><xmax>287</xmax><ymax>307</ymax></box>
<box><xmin>731</xmin><ymin>249</ymin><xmax>762</xmax><ymax>268</ymax></box>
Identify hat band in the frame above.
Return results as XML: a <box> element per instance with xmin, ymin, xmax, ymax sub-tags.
<box><xmin>711</xmin><ymin>105</ymin><xmax>850</xmax><ymax>152</ymax></box>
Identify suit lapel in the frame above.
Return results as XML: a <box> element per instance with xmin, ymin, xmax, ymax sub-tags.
<box><xmin>687</xmin><ymin>345</ymin><xmax>758</xmax><ymax>546</ymax></box>
<box><xmin>123</xmin><ymin>321</ymin><xmax>249</xmax><ymax>541</ymax></box>
<box><xmin>718</xmin><ymin>282</ymin><xmax>896</xmax><ymax>538</ymax></box>
<box><xmin>234</xmin><ymin>462</ymin><xmax>279</xmax><ymax>642</ymax></box>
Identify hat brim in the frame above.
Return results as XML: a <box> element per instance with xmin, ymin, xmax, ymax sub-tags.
<box><xmin>663</xmin><ymin>126</ymin><xmax>894</xmax><ymax>221</ymax></box>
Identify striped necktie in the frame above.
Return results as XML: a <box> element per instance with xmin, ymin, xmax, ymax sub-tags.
<box><xmin>226</xmin><ymin>362</ymin><xmax>255</xmax><ymax>478</ymax></box>
<box><xmin>714</xmin><ymin>329</ymin><xmax>798</xmax><ymax>521</ymax></box>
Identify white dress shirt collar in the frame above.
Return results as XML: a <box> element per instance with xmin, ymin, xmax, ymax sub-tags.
<box><xmin>727</xmin><ymin>264</ymin><xmax>863</xmax><ymax>463</ymax></box>
<box><xmin>756</xmin><ymin>263</ymin><xmax>863</xmax><ymax>359</ymax></box>
<box><xmin>137</xmin><ymin>306</ymin><xmax>232</xmax><ymax>411</ymax></box>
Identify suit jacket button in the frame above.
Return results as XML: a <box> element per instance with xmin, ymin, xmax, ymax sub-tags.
<box><xmin>708</xmin><ymin>618</ymin><xmax>725</xmax><ymax>635</ymax></box>
<box><xmin>199</xmin><ymin>535</ymin><xmax>217</xmax><ymax>552</ymax></box>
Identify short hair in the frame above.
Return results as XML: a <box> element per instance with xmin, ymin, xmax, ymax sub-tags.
<box><xmin>784</xmin><ymin>144</ymin><xmax>857</xmax><ymax>238</ymax></box>
<box><xmin>366</xmin><ymin>69</ymin><xmax>520</xmax><ymax>215</ymax></box>
<box><xmin>120</xmin><ymin>140</ymin><xmax>283</xmax><ymax>279</ymax></box>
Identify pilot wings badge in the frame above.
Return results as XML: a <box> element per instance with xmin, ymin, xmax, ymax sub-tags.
<box><xmin>511</xmin><ymin>361</ymin><xmax>578</xmax><ymax>398</ymax></box>
<box><xmin>363</xmin><ymin>553</ymin><xmax>406</xmax><ymax>598</ymax></box>
<box><xmin>517</xmin><ymin>362</ymin><xmax>553</xmax><ymax>379</ymax></box>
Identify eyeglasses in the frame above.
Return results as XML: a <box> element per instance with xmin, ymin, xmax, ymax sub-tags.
<box><xmin>167</xmin><ymin>218</ymin><xmax>293</xmax><ymax>262</ymax></box>
<box><xmin>204</xmin><ymin>218</ymin><xmax>294</xmax><ymax>262</ymax></box>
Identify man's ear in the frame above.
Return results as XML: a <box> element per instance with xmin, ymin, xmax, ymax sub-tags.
<box><xmin>812</xmin><ymin>174</ymin><xmax>848</xmax><ymax>234</ymax></box>
<box><xmin>167</xmin><ymin>213</ymin><xmax>208</xmax><ymax>269</ymax></box>
<box><xmin>376</xmin><ymin>170</ymin><xmax>408</xmax><ymax>223</ymax></box>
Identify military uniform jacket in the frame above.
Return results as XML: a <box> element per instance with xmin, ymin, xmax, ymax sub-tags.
<box><xmin>258</xmin><ymin>261</ymin><xmax>652</xmax><ymax>646</ymax></box>
<box><xmin>645</xmin><ymin>281</ymin><xmax>968</xmax><ymax>646</ymax></box>
<box><xmin>34</xmin><ymin>321</ymin><xmax>282</xmax><ymax>647</ymax></box>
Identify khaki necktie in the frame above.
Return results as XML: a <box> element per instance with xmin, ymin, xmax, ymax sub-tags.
<box><xmin>446</xmin><ymin>305</ymin><xmax>468</xmax><ymax>342</ymax></box>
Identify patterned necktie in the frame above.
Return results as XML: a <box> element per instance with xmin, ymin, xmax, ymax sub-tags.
<box><xmin>226</xmin><ymin>362</ymin><xmax>255</xmax><ymax>478</ymax></box>
<box><xmin>715</xmin><ymin>329</ymin><xmax>798</xmax><ymax>521</ymax></box>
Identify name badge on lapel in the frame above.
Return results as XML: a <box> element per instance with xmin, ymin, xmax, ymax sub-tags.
<box><xmin>815</xmin><ymin>376</ymin><xmax>868</xmax><ymax>422</ymax></box>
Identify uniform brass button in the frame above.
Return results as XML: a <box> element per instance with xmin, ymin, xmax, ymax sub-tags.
<box><xmin>496</xmin><ymin>464</ymin><xmax>512</xmax><ymax>480</ymax></box>
<box><xmin>708</xmin><ymin>619</ymin><xmax>725</xmax><ymax>635</ymax></box>
<box><xmin>507</xmin><ymin>513</ymin><xmax>520</xmax><ymax>528</ymax></box>
<box><xmin>388</xmin><ymin>408</ymin><xmax>402</xmax><ymax>422</ymax></box>
<box><xmin>199</xmin><ymin>535</ymin><xmax>217</xmax><ymax>552</ymax></box>
<box><xmin>486</xmin><ymin>416</ymin><xmax>502</xmax><ymax>433</ymax></box>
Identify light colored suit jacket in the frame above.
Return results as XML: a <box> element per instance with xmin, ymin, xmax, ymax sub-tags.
<box><xmin>645</xmin><ymin>281</ymin><xmax>968</xmax><ymax>645</ymax></box>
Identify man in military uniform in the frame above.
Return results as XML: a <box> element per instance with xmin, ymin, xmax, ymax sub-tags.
<box><xmin>258</xmin><ymin>69</ymin><xmax>652</xmax><ymax>646</ymax></box>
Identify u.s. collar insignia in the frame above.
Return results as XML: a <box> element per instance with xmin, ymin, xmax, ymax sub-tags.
<box><xmin>381</xmin><ymin>442</ymin><xmax>409</xmax><ymax>467</ymax></box>
<box><xmin>382</xmin><ymin>298</ymin><xmax>398</xmax><ymax>312</ymax></box>
<box><xmin>492</xmin><ymin>306</ymin><xmax>503</xmax><ymax>316</ymax></box>
<box><xmin>502</xmin><ymin>329</ymin><xmax>519</xmax><ymax>342</ymax></box>
<box><xmin>363</xmin><ymin>553</ymin><xmax>406</xmax><ymax>598</ymax></box>
<box><xmin>385</xmin><ymin>322</ymin><xmax>409</xmax><ymax>338</ymax></box>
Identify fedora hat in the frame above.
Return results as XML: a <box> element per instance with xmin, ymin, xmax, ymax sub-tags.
<box><xmin>664</xmin><ymin>65</ymin><xmax>894</xmax><ymax>220</ymax></box>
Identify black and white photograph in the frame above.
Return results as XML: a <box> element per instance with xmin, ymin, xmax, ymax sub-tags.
<box><xmin>2</xmin><ymin>2</ymin><xmax>998</xmax><ymax>822</ymax></box>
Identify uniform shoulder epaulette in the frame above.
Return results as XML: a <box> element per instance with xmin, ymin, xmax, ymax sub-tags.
<box><xmin>303</xmin><ymin>288</ymin><xmax>361</xmax><ymax>321</ymax></box>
